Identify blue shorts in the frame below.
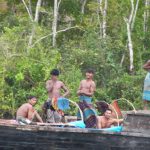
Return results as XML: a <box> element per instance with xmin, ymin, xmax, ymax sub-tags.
<box><xmin>79</xmin><ymin>95</ymin><xmax>92</xmax><ymax>104</ymax></box>
<box><xmin>143</xmin><ymin>91</ymin><xmax>150</xmax><ymax>101</ymax></box>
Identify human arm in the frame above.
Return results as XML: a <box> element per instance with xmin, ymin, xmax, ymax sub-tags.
<box><xmin>27</xmin><ymin>106</ymin><xmax>43</xmax><ymax>123</ymax></box>
<box><xmin>34</xmin><ymin>111</ymin><xmax>43</xmax><ymax>123</ymax></box>
<box><xmin>61</xmin><ymin>82</ymin><xmax>70</xmax><ymax>97</ymax></box>
<box><xmin>112</xmin><ymin>118</ymin><xmax>123</xmax><ymax>125</ymax></box>
<box><xmin>97</xmin><ymin>116</ymin><xmax>102</xmax><ymax>129</ymax></box>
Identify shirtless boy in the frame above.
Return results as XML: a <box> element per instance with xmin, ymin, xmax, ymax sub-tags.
<box><xmin>77</xmin><ymin>69</ymin><xmax>96</xmax><ymax>103</ymax></box>
<box><xmin>16</xmin><ymin>96</ymin><xmax>43</xmax><ymax>124</ymax></box>
<box><xmin>46</xmin><ymin>69</ymin><xmax>69</xmax><ymax>99</ymax></box>
<box><xmin>97</xmin><ymin>108</ymin><xmax>123</xmax><ymax>129</ymax></box>
<box><xmin>44</xmin><ymin>69</ymin><xmax>69</xmax><ymax>123</ymax></box>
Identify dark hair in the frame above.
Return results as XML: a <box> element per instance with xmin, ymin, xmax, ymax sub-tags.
<box><xmin>105</xmin><ymin>108</ymin><xmax>112</xmax><ymax>113</ymax></box>
<box><xmin>86</xmin><ymin>68</ymin><xmax>95</xmax><ymax>74</ymax></box>
<box><xmin>27</xmin><ymin>95</ymin><xmax>37</xmax><ymax>100</ymax></box>
<box><xmin>50</xmin><ymin>69</ymin><xmax>60</xmax><ymax>76</ymax></box>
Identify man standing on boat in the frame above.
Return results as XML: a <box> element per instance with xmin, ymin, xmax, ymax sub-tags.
<box><xmin>44</xmin><ymin>69</ymin><xmax>70</xmax><ymax>123</ymax></box>
<box><xmin>143</xmin><ymin>60</ymin><xmax>150</xmax><ymax>110</ymax></box>
<box><xmin>16</xmin><ymin>96</ymin><xmax>43</xmax><ymax>125</ymax></box>
<box><xmin>77</xmin><ymin>69</ymin><xmax>97</xmax><ymax>127</ymax></box>
<box><xmin>97</xmin><ymin>108</ymin><xmax>123</xmax><ymax>129</ymax></box>
<box><xmin>77</xmin><ymin>69</ymin><xmax>96</xmax><ymax>104</ymax></box>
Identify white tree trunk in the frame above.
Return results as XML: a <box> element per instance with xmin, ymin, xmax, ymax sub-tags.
<box><xmin>21</xmin><ymin>0</ymin><xmax>33</xmax><ymax>21</ymax></box>
<box><xmin>34</xmin><ymin>0</ymin><xmax>42</xmax><ymax>22</ymax></box>
<box><xmin>97</xmin><ymin>0</ymin><xmax>103</xmax><ymax>37</ymax></box>
<box><xmin>97</xmin><ymin>0</ymin><xmax>107</xmax><ymax>38</ymax></box>
<box><xmin>124</xmin><ymin>0</ymin><xmax>135</xmax><ymax>72</ymax></box>
<box><xmin>97</xmin><ymin>0</ymin><xmax>103</xmax><ymax>38</ymax></box>
<box><xmin>144</xmin><ymin>0</ymin><xmax>150</xmax><ymax>33</ymax></box>
<box><xmin>125</xmin><ymin>18</ymin><xmax>134</xmax><ymax>71</ymax></box>
<box><xmin>131</xmin><ymin>0</ymin><xmax>140</xmax><ymax>30</ymax></box>
<box><xmin>28</xmin><ymin>0</ymin><xmax>42</xmax><ymax>47</ymax></box>
<box><xmin>28</xmin><ymin>0</ymin><xmax>33</xmax><ymax>17</ymax></box>
<box><xmin>81</xmin><ymin>0</ymin><xmax>87</xmax><ymax>14</ymax></box>
<box><xmin>102</xmin><ymin>0</ymin><xmax>107</xmax><ymax>38</ymax></box>
<box><xmin>52</xmin><ymin>0</ymin><xmax>61</xmax><ymax>47</ymax></box>
<box><xmin>143</xmin><ymin>0</ymin><xmax>147</xmax><ymax>33</ymax></box>
<box><xmin>52</xmin><ymin>0</ymin><xmax>58</xmax><ymax>47</ymax></box>
<box><xmin>120</xmin><ymin>53</ymin><xmax>125</xmax><ymax>67</ymax></box>
<box><xmin>129</xmin><ymin>0</ymin><xmax>134</xmax><ymax>24</ymax></box>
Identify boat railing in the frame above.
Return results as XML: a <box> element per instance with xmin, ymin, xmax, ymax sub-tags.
<box><xmin>68</xmin><ymin>99</ymin><xmax>84</xmax><ymax>122</ymax></box>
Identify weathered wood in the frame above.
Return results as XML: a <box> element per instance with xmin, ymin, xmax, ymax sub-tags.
<box><xmin>123</xmin><ymin>110</ymin><xmax>150</xmax><ymax>133</ymax></box>
<box><xmin>0</xmin><ymin>111</ymin><xmax>150</xmax><ymax>150</ymax></box>
<box><xmin>0</xmin><ymin>125</ymin><xmax>150</xmax><ymax>150</ymax></box>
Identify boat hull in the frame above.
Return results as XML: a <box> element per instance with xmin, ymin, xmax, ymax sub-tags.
<box><xmin>0</xmin><ymin>124</ymin><xmax>150</xmax><ymax>150</ymax></box>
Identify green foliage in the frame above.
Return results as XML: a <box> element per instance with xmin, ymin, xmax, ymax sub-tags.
<box><xmin>0</xmin><ymin>0</ymin><xmax>149</xmax><ymax>118</ymax></box>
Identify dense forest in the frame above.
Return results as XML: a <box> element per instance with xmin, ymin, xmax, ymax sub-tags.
<box><xmin>0</xmin><ymin>0</ymin><xmax>150</xmax><ymax>118</ymax></box>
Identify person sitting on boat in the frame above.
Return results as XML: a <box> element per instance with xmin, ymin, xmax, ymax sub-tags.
<box><xmin>43</xmin><ymin>69</ymin><xmax>70</xmax><ymax>123</ymax></box>
<box><xmin>97</xmin><ymin>108</ymin><xmax>123</xmax><ymax>129</ymax></box>
<box><xmin>77</xmin><ymin>69</ymin><xmax>97</xmax><ymax>128</ymax></box>
<box><xmin>142</xmin><ymin>60</ymin><xmax>150</xmax><ymax>110</ymax></box>
<box><xmin>16</xmin><ymin>96</ymin><xmax>43</xmax><ymax>125</ymax></box>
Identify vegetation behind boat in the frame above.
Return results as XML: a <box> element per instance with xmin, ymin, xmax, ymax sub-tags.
<box><xmin>0</xmin><ymin>0</ymin><xmax>149</xmax><ymax>118</ymax></box>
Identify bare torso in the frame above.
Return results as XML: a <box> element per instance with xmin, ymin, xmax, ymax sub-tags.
<box><xmin>16</xmin><ymin>103</ymin><xmax>34</xmax><ymax>120</ymax></box>
<box><xmin>97</xmin><ymin>116</ymin><xmax>114</xmax><ymax>128</ymax></box>
<box><xmin>78</xmin><ymin>79</ymin><xmax>96</xmax><ymax>97</ymax></box>
<box><xmin>46</xmin><ymin>80</ymin><xmax>64</xmax><ymax>98</ymax></box>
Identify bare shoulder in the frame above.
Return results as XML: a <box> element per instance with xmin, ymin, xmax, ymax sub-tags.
<box><xmin>58</xmin><ymin>81</ymin><xmax>66</xmax><ymax>87</ymax></box>
<box><xmin>58</xmin><ymin>80</ymin><xmax>64</xmax><ymax>84</ymax></box>
<box><xmin>46</xmin><ymin>80</ymin><xmax>52</xmax><ymax>84</ymax></box>
<box><xmin>91</xmin><ymin>80</ymin><xmax>96</xmax><ymax>86</ymax></box>
<box><xmin>24</xmin><ymin>103</ymin><xmax>32</xmax><ymax>109</ymax></box>
<box><xmin>97</xmin><ymin>116</ymin><xmax>103</xmax><ymax>120</ymax></box>
<box><xmin>81</xmin><ymin>79</ymin><xmax>86</xmax><ymax>83</ymax></box>
<box><xmin>27</xmin><ymin>103</ymin><xmax>33</xmax><ymax>107</ymax></box>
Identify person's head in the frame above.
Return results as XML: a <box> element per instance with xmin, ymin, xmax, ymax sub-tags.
<box><xmin>28</xmin><ymin>96</ymin><xmax>37</xmax><ymax>106</ymax></box>
<box><xmin>85</xmin><ymin>68</ymin><xmax>94</xmax><ymax>79</ymax></box>
<box><xmin>143</xmin><ymin>60</ymin><xmax>150</xmax><ymax>72</ymax></box>
<box><xmin>104</xmin><ymin>108</ymin><xmax>112</xmax><ymax>119</ymax></box>
<box><xmin>50</xmin><ymin>69</ymin><xmax>60</xmax><ymax>80</ymax></box>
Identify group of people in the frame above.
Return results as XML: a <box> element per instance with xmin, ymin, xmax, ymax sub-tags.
<box><xmin>17</xmin><ymin>59</ymin><xmax>150</xmax><ymax>129</ymax></box>
<box><xmin>16</xmin><ymin>68</ymin><xmax>122</xmax><ymax>128</ymax></box>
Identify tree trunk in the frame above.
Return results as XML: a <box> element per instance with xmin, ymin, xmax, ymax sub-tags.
<box><xmin>21</xmin><ymin>0</ymin><xmax>33</xmax><ymax>21</ymax></box>
<box><xmin>124</xmin><ymin>0</ymin><xmax>135</xmax><ymax>72</ymax></box>
<box><xmin>81</xmin><ymin>0</ymin><xmax>87</xmax><ymax>14</ymax></box>
<box><xmin>28</xmin><ymin>0</ymin><xmax>42</xmax><ymax>48</ymax></box>
<box><xmin>52</xmin><ymin>0</ymin><xmax>61</xmax><ymax>47</ymax></box>
<box><xmin>120</xmin><ymin>53</ymin><xmax>125</xmax><ymax>67</ymax></box>
<box><xmin>97</xmin><ymin>0</ymin><xmax>107</xmax><ymax>38</ymax></box>
<box><xmin>131</xmin><ymin>0</ymin><xmax>140</xmax><ymax>31</ymax></box>
<box><xmin>34</xmin><ymin>0</ymin><xmax>42</xmax><ymax>22</ymax></box>
<box><xmin>102</xmin><ymin>0</ymin><xmax>107</xmax><ymax>38</ymax></box>
<box><xmin>144</xmin><ymin>0</ymin><xmax>149</xmax><ymax>33</ymax></box>
<box><xmin>97</xmin><ymin>0</ymin><xmax>103</xmax><ymax>38</ymax></box>
<box><xmin>28</xmin><ymin>0</ymin><xmax>33</xmax><ymax>17</ymax></box>
<box><xmin>129</xmin><ymin>0</ymin><xmax>134</xmax><ymax>24</ymax></box>
<box><xmin>126</xmin><ymin>19</ymin><xmax>134</xmax><ymax>72</ymax></box>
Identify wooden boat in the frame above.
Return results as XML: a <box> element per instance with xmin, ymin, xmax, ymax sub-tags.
<box><xmin>0</xmin><ymin>110</ymin><xmax>150</xmax><ymax>150</ymax></box>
